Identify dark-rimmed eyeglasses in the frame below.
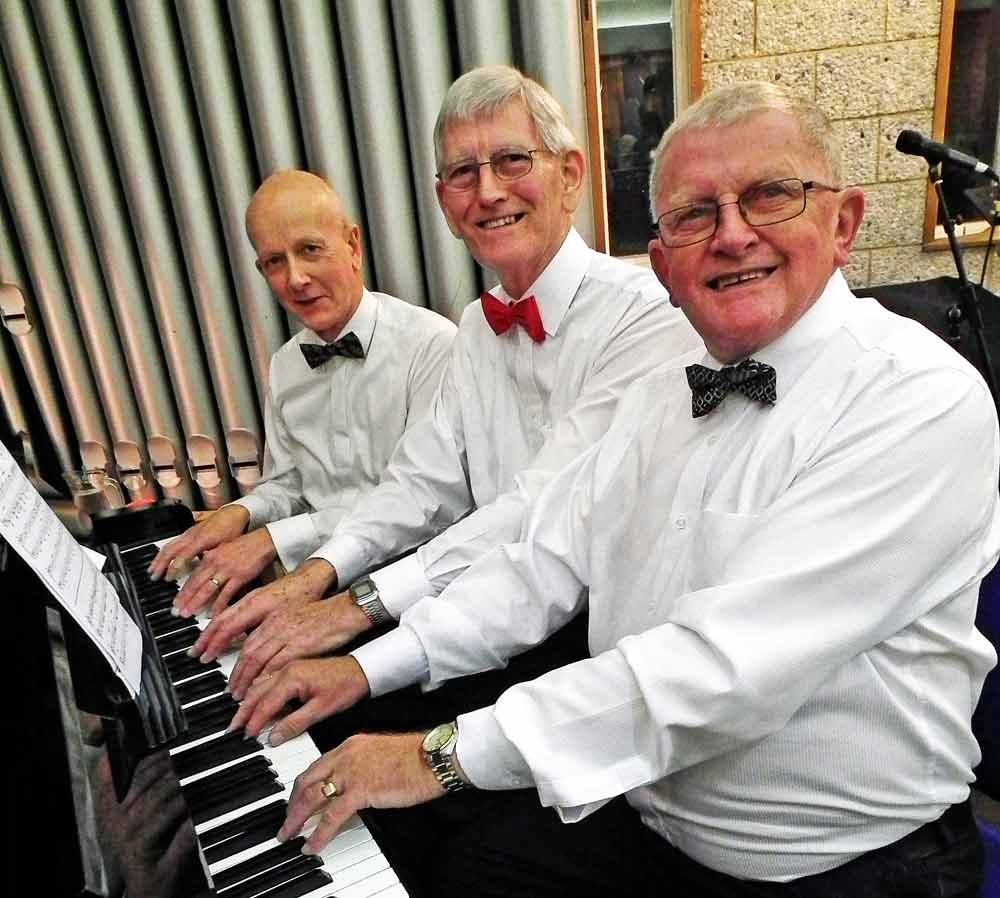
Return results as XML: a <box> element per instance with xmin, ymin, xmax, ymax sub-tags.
<box><xmin>654</xmin><ymin>178</ymin><xmax>842</xmax><ymax>248</ymax></box>
<box><xmin>437</xmin><ymin>148</ymin><xmax>544</xmax><ymax>192</ymax></box>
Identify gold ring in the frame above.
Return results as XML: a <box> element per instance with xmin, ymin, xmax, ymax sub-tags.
<box><xmin>321</xmin><ymin>780</ymin><xmax>339</xmax><ymax>800</ymax></box>
<box><xmin>209</xmin><ymin>576</ymin><xmax>223</xmax><ymax>589</ymax></box>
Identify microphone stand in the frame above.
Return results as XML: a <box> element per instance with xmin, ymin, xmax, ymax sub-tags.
<box><xmin>929</xmin><ymin>165</ymin><xmax>1000</xmax><ymax>405</ymax></box>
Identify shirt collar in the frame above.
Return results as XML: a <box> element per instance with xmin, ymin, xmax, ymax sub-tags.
<box><xmin>700</xmin><ymin>268</ymin><xmax>851</xmax><ymax>396</ymax></box>
<box><xmin>488</xmin><ymin>228</ymin><xmax>588</xmax><ymax>337</ymax></box>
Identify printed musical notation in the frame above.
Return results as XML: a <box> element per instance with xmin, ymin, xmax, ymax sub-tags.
<box><xmin>0</xmin><ymin>443</ymin><xmax>141</xmax><ymax>696</ymax></box>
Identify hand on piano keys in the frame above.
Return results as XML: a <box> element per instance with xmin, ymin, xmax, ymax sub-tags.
<box><xmin>147</xmin><ymin>505</ymin><xmax>250</xmax><ymax>584</ymax></box>
<box><xmin>119</xmin><ymin>538</ymin><xmax>412</xmax><ymax>897</ymax></box>
<box><xmin>228</xmin><ymin>655</ymin><xmax>371</xmax><ymax>746</ymax></box>
<box><xmin>278</xmin><ymin>731</ymin><xmax>446</xmax><ymax>856</ymax></box>
<box><xmin>170</xmin><ymin>528</ymin><xmax>281</xmax><ymax>620</ymax></box>
<box><xmin>188</xmin><ymin>558</ymin><xmax>359</xmax><ymax>689</ymax></box>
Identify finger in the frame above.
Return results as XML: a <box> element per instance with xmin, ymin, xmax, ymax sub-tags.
<box><xmin>194</xmin><ymin>598</ymin><xmax>266</xmax><ymax>661</ymax></box>
<box><xmin>267</xmin><ymin>696</ymin><xmax>331</xmax><ymax>747</ymax></box>
<box><xmin>302</xmin><ymin>798</ymin><xmax>359</xmax><ymax>854</ymax></box>
<box><xmin>148</xmin><ymin>536</ymin><xmax>191</xmax><ymax>579</ymax></box>
<box><xmin>190</xmin><ymin>611</ymin><xmax>244</xmax><ymax>661</ymax></box>
<box><xmin>174</xmin><ymin>571</ymin><xmax>223</xmax><ymax>619</ymax></box>
<box><xmin>259</xmin><ymin>645</ymin><xmax>301</xmax><ymax>679</ymax></box>
<box><xmin>238</xmin><ymin>677</ymin><xmax>297</xmax><ymax>738</ymax></box>
<box><xmin>208</xmin><ymin>577</ymin><xmax>245</xmax><ymax>619</ymax></box>
<box><xmin>229</xmin><ymin>637</ymin><xmax>283</xmax><ymax>700</ymax></box>
<box><xmin>280</xmin><ymin>776</ymin><xmax>336</xmax><ymax>845</ymax></box>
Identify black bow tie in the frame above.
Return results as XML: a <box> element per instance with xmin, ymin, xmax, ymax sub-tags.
<box><xmin>299</xmin><ymin>332</ymin><xmax>365</xmax><ymax>368</ymax></box>
<box><xmin>685</xmin><ymin>358</ymin><xmax>777</xmax><ymax>418</ymax></box>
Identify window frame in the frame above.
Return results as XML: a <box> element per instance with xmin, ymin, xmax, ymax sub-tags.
<box><xmin>921</xmin><ymin>0</ymin><xmax>1000</xmax><ymax>250</ymax></box>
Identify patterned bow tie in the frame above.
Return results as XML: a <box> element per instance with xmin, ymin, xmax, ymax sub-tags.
<box><xmin>481</xmin><ymin>292</ymin><xmax>546</xmax><ymax>343</ymax></box>
<box><xmin>299</xmin><ymin>331</ymin><xmax>366</xmax><ymax>368</ymax></box>
<box><xmin>685</xmin><ymin>358</ymin><xmax>777</xmax><ymax>418</ymax></box>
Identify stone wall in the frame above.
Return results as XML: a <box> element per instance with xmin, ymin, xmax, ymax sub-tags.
<box><xmin>699</xmin><ymin>0</ymin><xmax>999</xmax><ymax>294</ymax></box>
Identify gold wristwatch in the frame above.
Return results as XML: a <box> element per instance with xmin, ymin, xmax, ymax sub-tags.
<box><xmin>422</xmin><ymin>721</ymin><xmax>470</xmax><ymax>793</ymax></box>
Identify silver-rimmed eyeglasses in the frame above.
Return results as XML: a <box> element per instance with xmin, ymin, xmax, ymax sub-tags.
<box><xmin>437</xmin><ymin>147</ymin><xmax>544</xmax><ymax>192</ymax></box>
<box><xmin>654</xmin><ymin>178</ymin><xmax>841</xmax><ymax>248</ymax></box>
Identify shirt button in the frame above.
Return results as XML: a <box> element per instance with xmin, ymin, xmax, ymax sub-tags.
<box><xmin>675</xmin><ymin>515</ymin><xmax>687</xmax><ymax>530</ymax></box>
<box><xmin>707</xmin><ymin>434</ymin><xmax>719</xmax><ymax>446</ymax></box>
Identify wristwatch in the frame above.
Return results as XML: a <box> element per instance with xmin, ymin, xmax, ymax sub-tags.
<box><xmin>348</xmin><ymin>575</ymin><xmax>391</xmax><ymax>627</ymax></box>
<box><xmin>422</xmin><ymin>721</ymin><xmax>470</xmax><ymax>793</ymax></box>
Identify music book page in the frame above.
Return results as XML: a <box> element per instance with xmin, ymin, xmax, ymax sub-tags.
<box><xmin>0</xmin><ymin>443</ymin><xmax>142</xmax><ymax>696</ymax></box>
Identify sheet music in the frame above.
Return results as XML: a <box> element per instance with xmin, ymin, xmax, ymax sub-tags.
<box><xmin>0</xmin><ymin>443</ymin><xmax>141</xmax><ymax>696</ymax></box>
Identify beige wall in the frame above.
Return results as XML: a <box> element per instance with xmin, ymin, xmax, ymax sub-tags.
<box><xmin>699</xmin><ymin>0</ymin><xmax>999</xmax><ymax>294</ymax></box>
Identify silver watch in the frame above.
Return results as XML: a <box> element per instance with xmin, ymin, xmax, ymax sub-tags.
<box><xmin>422</xmin><ymin>721</ymin><xmax>470</xmax><ymax>793</ymax></box>
<box><xmin>348</xmin><ymin>575</ymin><xmax>391</xmax><ymax>626</ymax></box>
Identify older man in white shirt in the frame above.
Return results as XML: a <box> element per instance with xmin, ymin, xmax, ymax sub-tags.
<box><xmin>233</xmin><ymin>83</ymin><xmax>999</xmax><ymax>898</ymax></box>
<box><xmin>148</xmin><ymin>170</ymin><xmax>455</xmax><ymax>615</ymax></box>
<box><xmin>191</xmin><ymin>66</ymin><xmax>699</xmax><ymax>701</ymax></box>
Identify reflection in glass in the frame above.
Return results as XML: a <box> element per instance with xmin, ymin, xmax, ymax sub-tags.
<box><xmin>597</xmin><ymin>0</ymin><xmax>674</xmax><ymax>255</ymax></box>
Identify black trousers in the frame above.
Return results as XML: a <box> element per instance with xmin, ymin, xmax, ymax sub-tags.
<box><xmin>307</xmin><ymin>616</ymin><xmax>983</xmax><ymax>898</ymax></box>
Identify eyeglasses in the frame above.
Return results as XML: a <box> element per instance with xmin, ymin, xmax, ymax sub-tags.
<box><xmin>437</xmin><ymin>148</ymin><xmax>544</xmax><ymax>192</ymax></box>
<box><xmin>654</xmin><ymin>178</ymin><xmax>841</xmax><ymax>248</ymax></box>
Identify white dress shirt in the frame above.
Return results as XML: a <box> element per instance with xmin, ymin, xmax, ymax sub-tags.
<box><xmin>314</xmin><ymin>229</ymin><xmax>700</xmax><ymax>626</ymax></box>
<box><xmin>230</xmin><ymin>289</ymin><xmax>455</xmax><ymax>570</ymax></box>
<box><xmin>392</xmin><ymin>271</ymin><xmax>1000</xmax><ymax>880</ymax></box>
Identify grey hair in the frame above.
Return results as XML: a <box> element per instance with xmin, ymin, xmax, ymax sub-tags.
<box><xmin>649</xmin><ymin>81</ymin><xmax>843</xmax><ymax>219</ymax></box>
<box><xmin>434</xmin><ymin>65</ymin><xmax>579</xmax><ymax>168</ymax></box>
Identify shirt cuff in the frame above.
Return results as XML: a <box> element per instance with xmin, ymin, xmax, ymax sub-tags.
<box><xmin>265</xmin><ymin>514</ymin><xmax>320</xmax><ymax>571</ymax></box>
<box><xmin>454</xmin><ymin>705</ymin><xmax>536</xmax><ymax>791</ymax></box>
<box><xmin>350</xmin><ymin>625</ymin><xmax>430</xmax><ymax>698</ymax></box>
<box><xmin>229</xmin><ymin>496</ymin><xmax>269</xmax><ymax>531</ymax></box>
<box><xmin>370</xmin><ymin>555</ymin><xmax>434</xmax><ymax>618</ymax></box>
<box><xmin>310</xmin><ymin>534</ymin><xmax>367</xmax><ymax>590</ymax></box>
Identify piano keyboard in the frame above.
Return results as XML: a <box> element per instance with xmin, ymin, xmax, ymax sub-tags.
<box><xmin>119</xmin><ymin>541</ymin><xmax>408</xmax><ymax>898</ymax></box>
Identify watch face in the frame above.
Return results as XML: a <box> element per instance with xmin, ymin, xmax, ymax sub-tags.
<box><xmin>351</xmin><ymin>579</ymin><xmax>375</xmax><ymax>601</ymax></box>
<box><xmin>423</xmin><ymin>722</ymin><xmax>455</xmax><ymax>753</ymax></box>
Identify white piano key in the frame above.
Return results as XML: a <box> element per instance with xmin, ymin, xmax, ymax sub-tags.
<box><xmin>371</xmin><ymin>884</ymin><xmax>409</xmax><ymax>897</ymax></box>
<box><xmin>209</xmin><ymin>815</ymin><xmax>374</xmax><ymax>876</ymax></box>
<box><xmin>334</xmin><ymin>864</ymin><xmax>401</xmax><ymax>898</ymax></box>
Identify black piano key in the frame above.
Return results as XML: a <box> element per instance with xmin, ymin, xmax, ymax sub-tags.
<box><xmin>176</xmin><ymin>672</ymin><xmax>228</xmax><ymax>705</ymax></box>
<box><xmin>172</xmin><ymin>732</ymin><xmax>263</xmax><ymax>780</ymax></box>
<box><xmin>142</xmin><ymin>593</ymin><xmax>181</xmax><ymax>615</ymax></box>
<box><xmin>166</xmin><ymin>652</ymin><xmax>221</xmax><ymax>681</ymax></box>
<box><xmin>220</xmin><ymin>856</ymin><xmax>326</xmax><ymax>898</ymax></box>
<box><xmin>183</xmin><ymin>756</ymin><xmax>275</xmax><ymax>805</ymax></box>
<box><xmin>203</xmin><ymin>818</ymin><xmax>285</xmax><ymax>864</ymax></box>
<box><xmin>151</xmin><ymin>613</ymin><xmax>197</xmax><ymax>639</ymax></box>
<box><xmin>155</xmin><ymin>626</ymin><xmax>201</xmax><ymax>656</ymax></box>
<box><xmin>211</xmin><ymin>837</ymin><xmax>309</xmax><ymax>890</ymax></box>
<box><xmin>200</xmin><ymin>800</ymin><xmax>288</xmax><ymax>857</ymax></box>
<box><xmin>189</xmin><ymin>779</ymin><xmax>284</xmax><ymax>824</ymax></box>
<box><xmin>183</xmin><ymin>693</ymin><xmax>238</xmax><ymax>723</ymax></box>
<box><xmin>177</xmin><ymin>711</ymin><xmax>238</xmax><ymax>746</ymax></box>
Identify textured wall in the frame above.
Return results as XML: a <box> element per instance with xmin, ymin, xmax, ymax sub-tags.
<box><xmin>699</xmin><ymin>0</ymin><xmax>999</xmax><ymax>294</ymax></box>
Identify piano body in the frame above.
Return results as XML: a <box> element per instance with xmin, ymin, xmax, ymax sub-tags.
<box><xmin>6</xmin><ymin>501</ymin><xmax>411</xmax><ymax>898</ymax></box>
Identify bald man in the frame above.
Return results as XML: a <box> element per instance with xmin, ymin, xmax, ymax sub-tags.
<box><xmin>149</xmin><ymin>170</ymin><xmax>456</xmax><ymax>616</ymax></box>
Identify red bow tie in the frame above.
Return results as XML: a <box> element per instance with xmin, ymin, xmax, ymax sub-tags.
<box><xmin>481</xmin><ymin>292</ymin><xmax>546</xmax><ymax>343</ymax></box>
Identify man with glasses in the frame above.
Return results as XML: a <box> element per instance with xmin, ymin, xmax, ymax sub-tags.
<box><xmin>235</xmin><ymin>82</ymin><xmax>997</xmax><ymax>897</ymax></box>
<box><xmin>191</xmin><ymin>66</ymin><xmax>698</xmax><ymax>706</ymax></box>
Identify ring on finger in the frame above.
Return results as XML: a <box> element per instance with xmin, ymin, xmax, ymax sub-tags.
<box><xmin>209</xmin><ymin>575</ymin><xmax>224</xmax><ymax>589</ymax></box>
<box><xmin>321</xmin><ymin>779</ymin><xmax>339</xmax><ymax>800</ymax></box>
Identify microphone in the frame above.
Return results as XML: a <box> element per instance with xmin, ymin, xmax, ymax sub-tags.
<box><xmin>895</xmin><ymin>130</ymin><xmax>999</xmax><ymax>183</ymax></box>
